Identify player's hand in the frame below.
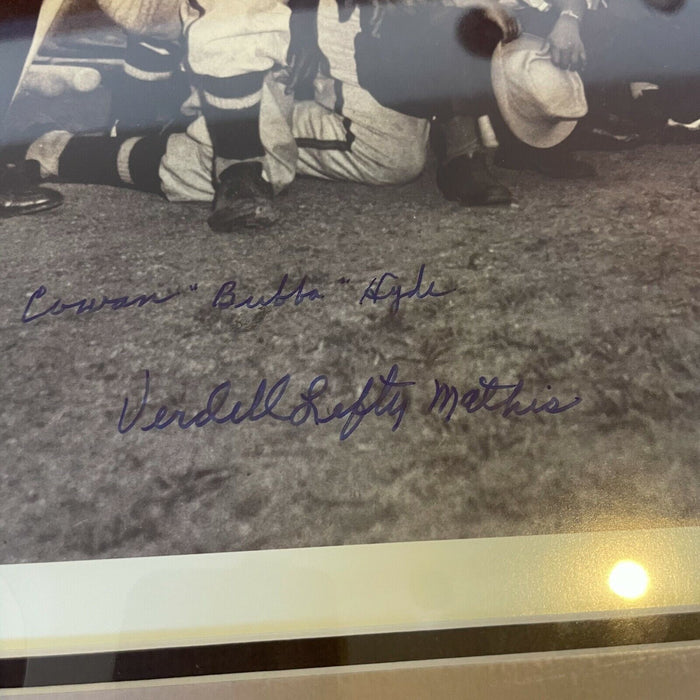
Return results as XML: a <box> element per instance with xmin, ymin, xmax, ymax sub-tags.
<box><xmin>543</xmin><ymin>15</ymin><xmax>586</xmax><ymax>71</ymax></box>
<box><xmin>284</xmin><ymin>43</ymin><xmax>322</xmax><ymax>95</ymax></box>
<box><xmin>481</xmin><ymin>3</ymin><xmax>520</xmax><ymax>44</ymax></box>
<box><xmin>283</xmin><ymin>8</ymin><xmax>322</xmax><ymax>95</ymax></box>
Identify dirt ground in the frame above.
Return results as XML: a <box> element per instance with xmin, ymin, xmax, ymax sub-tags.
<box><xmin>1</xmin><ymin>0</ymin><xmax>699</xmax><ymax>564</ymax></box>
<box><xmin>1</xmin><ymin>131</ymin><xmax>698</xmax><ymax>564</ymax></box>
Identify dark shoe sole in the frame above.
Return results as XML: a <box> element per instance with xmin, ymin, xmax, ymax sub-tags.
<box><xmin>0</xmin><ymin>188</ymin><xmax>64</xmax><ymax>218</ymax></box>
<box><xmin>208</xmin><ymin>162</ymin><xmax>276</xmax><ymax>233</ymax></box>
<box><xmin>568</xmin><ymin>128</ymin><xmax>642</xmax><ymax>152</ymax></box>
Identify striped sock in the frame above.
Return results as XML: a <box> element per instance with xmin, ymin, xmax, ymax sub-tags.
<box><xmin>112</xmin><ymin>35</ymin><xmax>184</xmax><ymax>135</ymax></box>
<box><xmin>198</xmin><ymin>71</ymin><xmax>267</xmax><ymax>166</ymax></box>
<box><xmin>124</xmin><ymin>35</ymin><xmax>181</xmax><ymax>82</ymax></box>
<box><xmin>54</xmin><ymin>133</ymin><xmax>169</xmax><ymax>194</ymax></box>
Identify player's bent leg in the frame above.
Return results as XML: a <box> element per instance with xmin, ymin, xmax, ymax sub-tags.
<box><xmin>23</xmin><ymin>129</ymin><xmax>174</xmax><ymax>196</ymax></box>
<box><xmin>182</xmin><ymin>0</ymin><xmax>291</xmax><ymax>231</ymax></box>
<box><xmin>293</xmin><ymin>104</ymin><xmax>426</xmax><ymax>185</ymax></box>
<box><xmin>288</xmin><ymin>0</ymin><xmax>429</xmax><ymax>186</ymax></box>
<box><xmin>25</xmin><ymin>118</ymin><xmax>224</xmax><ymax>208</ymax></box>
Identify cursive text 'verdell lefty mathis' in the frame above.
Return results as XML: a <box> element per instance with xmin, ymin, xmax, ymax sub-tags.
<box><xmin>118</xmin><ymin>367</ymin><xmax>582</xmax><ymax>441</ymax></box>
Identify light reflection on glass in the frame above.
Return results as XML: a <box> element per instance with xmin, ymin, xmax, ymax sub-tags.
<box><xmin>608</xmin><ymin>560</ymin><xmax>650</xmax><ymax>600</ymax></box>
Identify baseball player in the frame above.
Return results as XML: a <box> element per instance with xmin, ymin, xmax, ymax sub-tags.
<box><xmin>351</xmin><ymin>0</ymin><xmax>520</xmax><ymax>205</ymax></box>
<box><xmin>95</xmin><ymin>0</ymin><xmax>300</xmax><ymax>229</ymax></box>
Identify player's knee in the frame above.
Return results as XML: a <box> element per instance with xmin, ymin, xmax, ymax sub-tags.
<box><xmin>185</xmin><ymin>34</ymin><xmax>211</xmax><ymax>78</ymax></box>
<box><xmin>377</xmin><ymin>143</ymin><xmax>426</xmax><ymax>185</ymax></box>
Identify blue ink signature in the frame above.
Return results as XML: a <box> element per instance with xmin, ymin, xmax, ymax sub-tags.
<box><xmin>430</xmin><ymin>377</ymin><xmax>582</xmax><ymax>420</ymax></box>
<box><xmin>118</xmin><ymin>366</ymin><xmax>582</xmax><ymax>441</ymax></box>
<box><xmin>22</xmin><ymin>285</ymin><xmax>180</xmax><ymax>324</ymax></box>
<box><xmin>212</xmin><ymin>274</ymin><xmax>323</xmax><ymax>310</ymax></box>
<box><xmin>359</xmin><ymin>264</ymin><xmax>456</xmax><ymax>312</ymax></box>
<box><xmin>118</xmin><ymin>365</ymin><xmax>414</xmax><ymax>441</ymax></box>
<box><xmin>22</xmin><ymin>265</ymin><xmax>453</xmax><ymax>325</ymax></box>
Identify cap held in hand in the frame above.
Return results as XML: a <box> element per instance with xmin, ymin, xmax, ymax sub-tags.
<box><xmin>491</xmin><ymin>34</ymin><xmax>587</xmax><ymax>149</ymax></box>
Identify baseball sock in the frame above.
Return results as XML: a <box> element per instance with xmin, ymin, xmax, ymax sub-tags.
<box><xmin>26</xmin><ymin>131</ymin><xmax>169</xmax><ymax>194</ymax></box>
<box><xmin>440</xmin><ymin>114</ymin><xmax>481</xmax><ymax>162</ymax></box>
<box><xmin>112</xmin><ymin>35</ymin><xmax>185</xmax><ymax>136</ymax></box>
<box><xmin>198</xmin><ymin>71</ymin><xmax>267</xmax><ymax>177</ymax></box>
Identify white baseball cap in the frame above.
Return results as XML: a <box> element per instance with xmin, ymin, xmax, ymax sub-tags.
<box><xmin>491</xmin><ymin>34</ymin><xmax>588</xmax><ymax>149</ymax></box>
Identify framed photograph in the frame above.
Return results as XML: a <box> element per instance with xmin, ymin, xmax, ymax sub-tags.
<box><xmin>1</xmin><ymin>0</ymin><xmax>698</xmax><ymax>694</ymax></box>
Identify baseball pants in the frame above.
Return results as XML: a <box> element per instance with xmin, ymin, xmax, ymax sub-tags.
<box><xmin>159</xmin><ymin>0</ymin><xmax>429</xmax><ymax>200</ymax></box>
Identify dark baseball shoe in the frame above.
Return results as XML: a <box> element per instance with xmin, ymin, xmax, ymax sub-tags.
<box><xmin>207</xmin><ymin>161</ymin><xmax>277</xmax><ymax>233</ymax></box>
<box><xmin>494</xmin><ymin>146</ymin><xmax>596</xmax><ymax>179</ymax></box>
<box><xmin>0</xmin><ymin>160</ymin><xmax>63</xmax><ymax>219</ymax></box>
<box><xmin>568</xmin><ymin>126</ymin><xmax>641</xmax><ymax>151</ymax></box>
<box><xmin>437</xmin><ymin>152</ymin><xmax>513</xmax><ymax>206</ymax></box>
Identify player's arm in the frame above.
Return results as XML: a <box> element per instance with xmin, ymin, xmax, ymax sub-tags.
<box><xmin>284</xmin><ymin>0</ymin><xmax>321</xmax><ymax>95</ymax></box>
<box><xmin>544</xmin><ymin>0</ymin><xmax>587</xmax><ymax>71</ymax></box>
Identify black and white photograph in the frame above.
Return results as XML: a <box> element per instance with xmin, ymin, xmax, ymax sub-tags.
<box><xmin>1</xmin><ymin>0</ymin><xmax>698</xmax><ymax>565</ymax></box>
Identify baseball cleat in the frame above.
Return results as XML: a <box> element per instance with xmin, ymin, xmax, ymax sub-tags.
<box><xmin>0</xmin><ymin>160</ymin><xmax>63</xmax><ymax>218</ymax></box>
<box><xmin>0</xmin><ymin>187</ymin><xmax>63</xmax><ymax>218</ymax></box>
<box><xmin>437</xmin><ymin>152</ymin><xmax>513</xmax><ymax>206</ymax></box>
<box><xmin>208</xmin><ymin>162</ymin><xmax>277</xmax><ymax>233</ymax></box>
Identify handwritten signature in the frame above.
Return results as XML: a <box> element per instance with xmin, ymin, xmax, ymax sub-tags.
<box><xmin>118</xmin><ymin>366</ymin><xmax>581</xmax><ymax>441</ymax></box>
<box><xmin>21</xmin><ymin>265</ymin><xmax>453</xmax><ymax>324</ymax></box>
<box><xmin>430</xmin><ymin>378</ymin><xmax>582</xmax><ymax>420</ymax></box>
<box><xmin>21</xmin><ymin>285</ymin><xmax>180</xmax><ymax>324</ymax></box>
<box><xmin>359</xmin><ymin>264</ymin><xmax>456</xmax><ymax>312</ymax></box>
<box><xmin>211</xmin><ymin>274</ymin><xmax>323</xmax><ymax>310</ymax></box>
<box><xmin>118</xmin><ymin>365</ymin><xmax>414</xmax><ymax>441</ymax></box>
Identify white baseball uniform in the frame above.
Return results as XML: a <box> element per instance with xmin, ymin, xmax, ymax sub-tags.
<box><xmin>159</xmin><ymin>0</ymin><xmax>429</xmax><ymax>200</ymax></box>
